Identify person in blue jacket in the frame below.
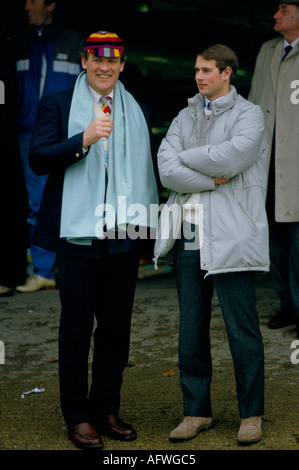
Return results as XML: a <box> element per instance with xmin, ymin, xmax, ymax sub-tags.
<box><xmin>11</xmin><ymin>0</ymin><xmax>84</xmax><ymax>293</ymax></box>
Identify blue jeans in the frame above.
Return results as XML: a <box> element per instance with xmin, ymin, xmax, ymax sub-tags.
<box><xmin>18</xmin><ymin>140</ymin><xmax>56</xmax><ymax>280</ymax></box>
<box><xmin>174</xmin><ymin>225</ymin><xmax>265</xmax><ymax>419</ymax></box>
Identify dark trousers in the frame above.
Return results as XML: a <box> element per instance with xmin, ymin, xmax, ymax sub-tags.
<box><xmin>266</xmin><ymin>212</ymin><xmax>299</xmax><ymax>321</ymax></box>
<box><xmin>57</xmin><ymin>242</ymin><xmax>141</xmax><ymax>426</ymax></box>
<box><xmin>174</xmin><ymin>231</ymin><xmax>265</xmax><ymax>419</ymax></box>
<box><xmin>266</xmin><ymin>143</ymin><xmax>299</xmax><ymax>321</ymax></box>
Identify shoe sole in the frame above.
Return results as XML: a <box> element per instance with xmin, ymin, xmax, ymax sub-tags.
<box><xmin>170</xmin><ymin>423</ymin><xmax>213</xmax><ymax>441</ymax></box>
<box><xmin>71</xmin><ymin>440</ymin><xmax>103</xmax><ymax>450</ymax></box>
<box><xmin>104</xmin><ymin>429</ymin><xmax>137</xmax><ymax>441</ymax></box>
<box><xmin>15</xmin><ymin>285</ymin><xmax>56</xmax><ymax>293</ymax></box>
<box><xmin>109</xmin><ymin>434</ymin><xmax>137</xmax><ymax>441</ymax></box>
<box><xmin>237</xmin><ymin>436</ymin><xmax>262</xmax><ymax>445</ymax></box>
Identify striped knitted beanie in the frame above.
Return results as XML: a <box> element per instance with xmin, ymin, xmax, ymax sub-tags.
<box><xmin>83</xmin><ymin>31</ymin><xmax>124</xmax><ymax>58</ymax></box>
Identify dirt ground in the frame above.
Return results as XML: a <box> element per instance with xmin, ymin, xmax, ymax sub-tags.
<box><xmin>0</xmin><ymin>269</ymin><xmax>298</xmax><ymax>457</ymax></box>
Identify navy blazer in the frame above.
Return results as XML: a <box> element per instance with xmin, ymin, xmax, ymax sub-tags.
<box><xmin>29</xmin><ymin>87</ymin><xmax>159</xmax><ymax>258</ymax></box>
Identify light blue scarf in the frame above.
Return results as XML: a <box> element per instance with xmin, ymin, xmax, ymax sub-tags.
<box><xmin>60</xmin><ymin>71</ymin><xmax>158</xmax><ymax>244</ymax></box>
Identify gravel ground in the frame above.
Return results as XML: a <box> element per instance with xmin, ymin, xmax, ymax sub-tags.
<box><xmin>0</xmin><ymin>271</ymin><xmax>298</xmax><ymax>457</ymax></box>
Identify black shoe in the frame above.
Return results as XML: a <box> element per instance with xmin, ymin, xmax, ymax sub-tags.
<box><xmin>267</xmin><ymin>310</ymin><xmax>295</xmax><ymax>329</ymax></box>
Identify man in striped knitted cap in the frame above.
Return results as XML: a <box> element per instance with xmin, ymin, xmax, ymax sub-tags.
<box><xmin>83</xmin><ymin>31</ymin><xmax>125</xmax><ymax>58</ymax></box>
<box><xmin>28</xmin><ymin>30</ymin><xmax>159</xmax><ymax>449</ymax></box>
<box><xmin>80</xmin><ymin>31</ymin><xmax>125</xmax><ymax>150</ymax></box>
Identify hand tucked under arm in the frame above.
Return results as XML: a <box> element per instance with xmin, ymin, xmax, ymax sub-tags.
<box><xmin>215</xmin><ymin>177</ymin><xmax>230</xmax><ymax>184</ymax></box>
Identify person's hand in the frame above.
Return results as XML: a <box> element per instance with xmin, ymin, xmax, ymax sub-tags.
<box><xmin>215</xmin><ymin>177</ymin><xmax>230</xmax><ymax>185</ymax></box>
<box><xmin>83</xmin><ymin>115</ymin><xmax>113</xmax><ymax>148</ymax></box>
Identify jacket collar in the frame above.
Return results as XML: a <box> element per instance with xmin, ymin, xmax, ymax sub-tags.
<box><xmin>27</xmin><ymin>22</ymin><xmax>62</xmax><ymax>43</ymax></box>
<box><xmin>270</xmin><ymin>37</ymin><xmax>299</xmax><ymax>94</ymax></box>
<box><xmin>188</xmin><ymin>85</ymin><xmax>238</xmax><ymax>117</ymax></box>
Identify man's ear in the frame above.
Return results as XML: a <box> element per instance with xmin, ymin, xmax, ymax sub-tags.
<box><xmin>48</xmin><ymin>2</ymin><xmax>56</xmax><ymax>14</ymax></box>
<box><xmin>223</xmin><ymin>66</ymin><xmax>232</xmax><ymax>82</ymax></box>
<box><xmin>82</xmin><ymin>58</ymin><xmax>87</xmax><ymax>70</ymax></box>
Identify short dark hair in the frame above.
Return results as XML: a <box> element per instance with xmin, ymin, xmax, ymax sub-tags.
<box><xmin>197</xmin><ymin>44</ymin><xmax>239</xmax><ymax>81</ymax></box>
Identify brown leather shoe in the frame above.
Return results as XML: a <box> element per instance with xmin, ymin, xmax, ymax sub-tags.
<box><xmin>67</xmin><ymin>422</ymin><xmax>103</xmax><ymax>449</ymax></box>
<box><xmin>99</xmin><ymin>414</ymin><xmax>137</xmax><ymax>441</ymax></box>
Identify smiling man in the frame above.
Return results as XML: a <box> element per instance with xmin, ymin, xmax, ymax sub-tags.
<box><xmin>155</xmin><ymin>44</ymin><xmax>269</xmax><ymax>445</ymax></box>
<box><xmin>28</xmin><ymin>31</ymin><xmax>158</xmax><ymax>449</ymax></box>
<box><xmin>80</xmin><ymin>33</ymin><xmax>125</xmax><ymax>150</ymax></box>
<box><xmin>249</xmin><ymin>2</ymin><xmax>299</xmax><ymax>339</ymax></box>
<box><xmin>25</xmin><ymin>0</ymin><xmax>55</xmax><ymax>25</ymax></box>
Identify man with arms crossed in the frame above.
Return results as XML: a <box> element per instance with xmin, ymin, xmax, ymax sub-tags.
<box><xmin>155</xmin><ymin>44</ymin><xmax>269</xmax><ymax>445</ymax></box>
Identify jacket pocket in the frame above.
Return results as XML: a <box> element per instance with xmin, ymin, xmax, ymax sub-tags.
<box><xmin>234</xmin><ymin>199</ymin><xmax>259</xmax><ymax>233</ymax></box>
<box><xmin>228</xmin><ymin>182</ymin><xmax>263</xmax><ymax>231</ymax></box>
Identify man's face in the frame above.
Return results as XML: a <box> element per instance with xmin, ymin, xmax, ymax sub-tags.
<box><xmin>273</xmin><ymin>3</ymin><xmax>299</xmax><ymax>35</ymax></box>
<box><xmin>25</xmin><ymin>0</ymin><xmax>55</xmax><ymax>26</ymax></box>
<box><xmin>195</xmin><ymin>56</ymin><xmax>231</xmax><ymax>101</ymax></box>
<box><xmin>82</xmin><ymin>54</ymin><xmax>125</xmax><ymax>96</ymax></box>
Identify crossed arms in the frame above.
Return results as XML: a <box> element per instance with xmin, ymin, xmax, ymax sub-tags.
<box><xmin>158</xmin><ymin>104</ymin><xmax>266</xmax><ymax>194</ymax></box>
